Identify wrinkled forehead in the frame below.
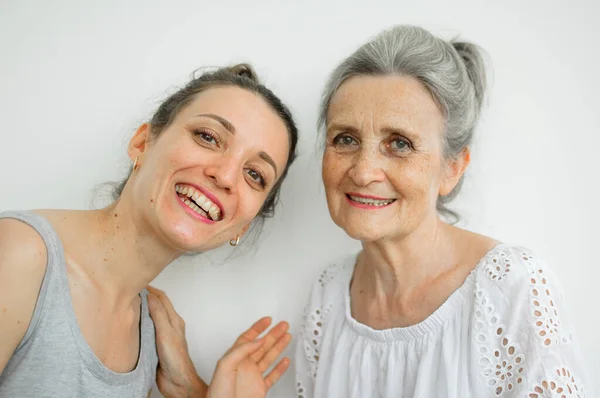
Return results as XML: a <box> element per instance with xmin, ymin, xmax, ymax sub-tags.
<box><xmin>327</xmin><ymin>75</ymin><xmax>445</xmax><ymax>136</ymax></box>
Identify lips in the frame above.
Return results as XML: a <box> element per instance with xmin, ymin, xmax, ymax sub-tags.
<box><xmin>175</xmin><ymin>183</ymin><xmax>224</xmax><ymax>221</ymax></box>
<box><xmin>346</xmin><ymin>192</ymin><xmax>396</xmax><ymax>207</ymax></box>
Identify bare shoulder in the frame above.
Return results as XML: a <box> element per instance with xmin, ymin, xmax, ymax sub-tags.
<box><xmin>448</xmin><ymin>225</ymin><xmax>500</xmax><ymax>266</ymax></box>
<box><xmin>0</xmin><ymin>217</ymin><xmax>48</xmax><ymax>271</ymax></box>
<box><xmin>0</xmin><ymin>216</ymin><xmax>50</xmax><ymax>373</ymax></box>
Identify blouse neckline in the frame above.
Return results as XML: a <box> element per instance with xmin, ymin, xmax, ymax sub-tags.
<box><xmin>343</xmin><ymin>243</ymin><xmax>505</xmax><ymax>342</ymax></box>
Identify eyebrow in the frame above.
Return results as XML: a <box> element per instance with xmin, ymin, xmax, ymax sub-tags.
<box><xmin>196</xmin><ymin>113</ymin><xmax>278</xmax><ymax>177</ymax></box>
<box><xmin>259</xmin><ymin>152</ymin><xmax>278</xmax><ymax>178</ymax></box>
<box><xmin>196</xmin><ymin>113</ymin><xmax>236</xmax><ymax>134</ymax></box>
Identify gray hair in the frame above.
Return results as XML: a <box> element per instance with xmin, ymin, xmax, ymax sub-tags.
<box><xmin>319</xmin><ymin>25</ymin><xmax>487</xmax><ymax>221</ymax></box>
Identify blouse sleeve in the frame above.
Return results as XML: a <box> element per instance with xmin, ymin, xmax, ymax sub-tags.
<box><xmin>294</xmin><ymin>262</ymin><xmax>344</xmax><ymax>398</ymax></box>
<box><xmin>473</xmin><ymin>246</ymin><xmax>591</xmax><ymax>397</ymax></box>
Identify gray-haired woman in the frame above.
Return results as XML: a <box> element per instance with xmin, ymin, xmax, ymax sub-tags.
<box><xmin>294</xmin><ymin>25</ymin><xmax>589</xmax><ymax>397</ymax></box>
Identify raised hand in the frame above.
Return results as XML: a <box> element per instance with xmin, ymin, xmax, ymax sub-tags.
<box><xmin>147</xmin><ymin>286</ymin><xmax>292</xmax><ymax>398</ymax></box>
<box><xmin>207</xmin><ymin>317</ymin><xmax>292</xmax><ymax>398</ymax></box>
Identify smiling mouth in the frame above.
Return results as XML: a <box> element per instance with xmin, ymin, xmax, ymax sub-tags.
<box><xmin>346</xmin><ymin>194</ymin><xmax>396</xmax><ymax>207</ymax></box>
<box><xmin>175</xmin><ymin>184</ymin><xmax>223</xmax><ymax>221</ymax></box>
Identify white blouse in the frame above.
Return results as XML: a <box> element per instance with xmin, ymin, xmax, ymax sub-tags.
<box><xmin>295</xmin><ymin>244</ymin><xmax>590</xmax><ymax>397</ymax></box>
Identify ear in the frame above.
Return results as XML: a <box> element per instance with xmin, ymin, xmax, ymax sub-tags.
<box><xmin>439</xmin><ymin>148</ymin><xmax>471</xmax><ymax>196</ymax></box>
<box><xmin>127</xmin><ymin>123</ymin><xmax>152</xmax><ymax>163</ymax></box>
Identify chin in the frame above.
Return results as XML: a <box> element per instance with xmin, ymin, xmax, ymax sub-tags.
<box><xmin>333</xmin><ymin>218</ymin><xmax>385</xmax><ymax>242</ymax></box>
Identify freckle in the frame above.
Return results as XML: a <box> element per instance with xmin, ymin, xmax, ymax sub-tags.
<box><xmin>114</xmin><ymin>213</ymin><xmax>118</xmax><ymax>217</ymax></box>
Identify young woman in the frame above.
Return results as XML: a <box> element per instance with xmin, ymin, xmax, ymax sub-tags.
<box><xmin>0</xmin><ymin>64</ymin><xmax>298</xmax><ymax>398</ymax></box>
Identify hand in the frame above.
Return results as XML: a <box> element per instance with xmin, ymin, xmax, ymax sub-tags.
<box><xmin>207</xmin><ymin>317</ymin><xmax>292</xmax><ymax>398</ymax></box>
<box><xmin>147</xmin><ymin>286</ymin><xmax>207</xmax><ymax>398</ymax></box>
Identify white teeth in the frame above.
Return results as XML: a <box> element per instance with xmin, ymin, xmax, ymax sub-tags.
<box><xmin>175</xmin><ymin>184</ymin><xmax>222</xmax><ymax>221</ymax></box>
<box><xmin>349</xmin><ymin>195</ymin><xmax>394</xmax><ymax>206</ymax></box>
<box><xmin>200</xmin><ymin>201</ymin><xmax>211</xmax><ymax>212</ymax></box>
<box><xmin>195</xmin><ymin>194</ymin><xmax>207</xmax><ymax>207</ymax></box>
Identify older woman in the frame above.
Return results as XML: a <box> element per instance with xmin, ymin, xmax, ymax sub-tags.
<box><xmin>294</xmin><ymin>25</ymin><xmax>588</xmax><ymax>397</ymax></box>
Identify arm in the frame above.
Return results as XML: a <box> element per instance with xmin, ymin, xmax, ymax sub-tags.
<box><xmin>474</xmin><ymin>247</ymin><xmax>590</xmax><ymax>397</ymax></box>
<box><xmin>515</xmin><ymin>256</ymin><xmax>589</xmax><ymax>396</ymax></box>
<box><xmin>0</xmin><ymin>219</ymin><xmax>48</xmax><ymax>375</ymax></box>
<box><xmin>147</xmin><ymin>286</ymin><xmax>291</xmax><ymax>398</ymax></box>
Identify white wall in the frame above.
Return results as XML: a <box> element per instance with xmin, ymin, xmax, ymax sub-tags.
<box><xmin>1</xmin><ymin>0</ymin><xmax>598</xmax><ymax>396</ymax></box>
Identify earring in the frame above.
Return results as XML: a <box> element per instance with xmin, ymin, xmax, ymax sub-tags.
<box><xmin>133</xmin><ymin>157</ymin><xmax>139</xmax><ymax>171</ymax></box>
<box><xmin>229</xmin><ymin>235</ymin><xmax>240</xmax><ymax>247</ymax></box>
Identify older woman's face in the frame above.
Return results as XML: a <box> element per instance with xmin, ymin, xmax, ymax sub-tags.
<box><xmin>322</xmin><ymin>75</ymin><xmax>455</xmax><ymax>242</ymax></box>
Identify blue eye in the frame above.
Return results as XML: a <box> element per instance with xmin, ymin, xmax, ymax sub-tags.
<box><xmin>389</xmin><ymin>138</ymin><xmax>410</xmax><ymax>151</ymax></box>
<box><xmin>333</xmin><ymin>134</ymin><xmax>358</xmax><ymax>147</ymax></box>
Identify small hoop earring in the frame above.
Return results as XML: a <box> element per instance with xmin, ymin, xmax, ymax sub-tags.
<box><xmin>133</xmin><ymin>157</ymin><xmax>139</xmax><ymax>170</ymax></box>
<box><xmin>229</xmin><ymin>235</ymin><xmax>240</xmax><ymax>247</ymax></box>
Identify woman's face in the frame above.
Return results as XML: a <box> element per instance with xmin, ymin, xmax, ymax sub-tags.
<box><xmin>322</xmin><ymin>75</ymin><xmax>464</xmax><ymax>242</ymax></box>
<box><xmin>127</xmin><ymin>86</ymin><xmax>290</xmax><ymax>252</ymax></box>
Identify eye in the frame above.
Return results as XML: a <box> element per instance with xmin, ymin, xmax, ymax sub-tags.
<box><xmin>193</xmin><ymin>129</ymin><xmax>220</xmax><ymax>146</ymax></box>
<box><xmin>332</xmin><ymin>133</ymin><xmax>358</xmax><ymax>147</ymax></box>
<box><xmin>387</xmin><ymin>137</ymin><xmax>412</xmax><ymax>153</ymax></box>
<box><xmin>245</xmin><ymin>167</ymin><xmax>268</xmax><ymax>189</ymax></box>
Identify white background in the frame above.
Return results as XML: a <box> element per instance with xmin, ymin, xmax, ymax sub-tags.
<box><xmin>1</xmin><ymin>0</ymin><xmax>598</xmax><ymax>396</ymax></box>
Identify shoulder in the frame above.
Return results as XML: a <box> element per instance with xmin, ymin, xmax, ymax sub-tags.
<box><xmin>0</xmin><ymin>216</ymin><xmax>49</xmax><ymax>274</ymax></box>
<box><xmin>473</xmin><ymin>244</ymin><xmax>573</xmax><ymax>345</ymax></box>
<box><xmin>0</xmin><ymin>214</ymin><xmax>50</xmax><ymax>371</ymax></box>
<box><xmin>307</xmin><ymin>253</ymin><xmax>356</xmax><ymax>303</ymax></box>
<box><xmin>475</xmin><ymin>244</ymin><xmax>559</xmax><ymax>294</ymax></box>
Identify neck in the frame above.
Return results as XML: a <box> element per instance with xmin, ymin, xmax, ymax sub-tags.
<box><xmin>75</xmin><ymin>200</ymin><xmax>182</xmax><ymax>304</ymax></box>
<box><xmin>357</xmin><ymin>214</ymin><xmax>456</xmax><ymax>298</ymax></box>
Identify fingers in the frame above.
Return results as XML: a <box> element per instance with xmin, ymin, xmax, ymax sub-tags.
<box><xmin>249</xmin><ymin>321</ymin><xmax>290</xmax><ymax>363</ymax></box>
<box><xmin>147</xmin><ymin>293</ymin><xmax>170</xmax><ymax>333</ymax></box>
<box><xmin>217</xmin><ymin>339</ymin><xmax>266</xmax><ymax>371</ymax></box>
<box><xmin>257</xmin><ymin>332</ymin><xmax>292</xmax><ymax>373</ymax></box>
<box><xmin>233</xmin><ymin>316</ymin><xmax>272</xmax><ymax>347</ymax></box>
<box><xmin>147</xmin><ymin>286</ymin><xmax>185</xmax><ymax>331</ymax></box>
<box><xmin>263</xmin><ymin>357</ymin><xmax>290</xmax><ymax>390</ymax></box>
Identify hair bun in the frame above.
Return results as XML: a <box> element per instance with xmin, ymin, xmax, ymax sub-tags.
<box><xmin>451</xmin><ymin>41</ymin><xmax>487</xmax><ymax>108</ymax></box>
<box><xmin>229</xmin><ymin>63</ymin><xmax>259</xmax><ymax>82</ymax></box>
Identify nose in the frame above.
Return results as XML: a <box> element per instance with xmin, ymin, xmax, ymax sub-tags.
<box><xmin>347</xmin><ymin>145</ymin><xmax>386</xmax><ymax>187</ymax></box>
<box><xmin>204</xmin><ymin>155</ymin><xmax>240</xmax><ymax>194</ymax></box>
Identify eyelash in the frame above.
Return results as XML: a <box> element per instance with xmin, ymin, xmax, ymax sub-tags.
<box><xmin>246</xmin><ymin>166</ymin><xmax>268</xmax><ymax>189</ymax></box>
<box><xmin>193</xmin><ymin>129</ymin><xmax>220</xmax><ymax>146</ymax></box>
<box><xmin>387</xmin><ymin>137</ymin><xmax>412</xmax><ymax>151</ymax></box>
<box><xmin>331</xmin><ymin>133</ymin><xmax>413</xmax><ymax>153</ymax></box>
<box><xmin>332</xmin><ymin>133</ymin><xmax>358</xmax><ymax>147</ymax></box>
<box><xmin>192</xmin><ymin>128</ymin><xmax>269</xmax><ymax>189</ymax></box>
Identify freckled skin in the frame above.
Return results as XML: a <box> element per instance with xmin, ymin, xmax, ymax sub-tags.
<box><xmin>323</xmin><ymin>75</ymin><xmax>450</xmax><ymax>242</ymax></box>
<box><xmin>323</xmin><ymin>74</ymin><xmax>497</xmax><ymax>331</ymax></box>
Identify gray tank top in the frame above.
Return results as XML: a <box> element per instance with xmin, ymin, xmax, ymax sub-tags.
<box><xmin>0</xmin><ymin>211</ymin><xmax>158</xmax><ymax>397</ymax></box>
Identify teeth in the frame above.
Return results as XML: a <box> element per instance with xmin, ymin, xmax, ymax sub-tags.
<box><xmin>175</xmin><ymin>184</ymin><xmax>222</xmax><ymax>221</ymax></box>
<box><xmin>349</xmin><ymin>195</ymin><xmax>394</xmax><ymax>206</ymax></box>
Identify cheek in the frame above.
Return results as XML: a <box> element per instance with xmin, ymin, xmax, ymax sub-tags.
<box><xmin>238</xmin><ymin>194</ymin><xmax>265</xmax><ymax>224</ymax></box>
<box><xmin>322</xmin><ymin>151</ymin><xmax>346</xmax><ymax>191</ymax></box>
<box><xmin>389</xmin><ymin>156</ymin><xmax>440</xmax><ymax>198</ymax></box>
